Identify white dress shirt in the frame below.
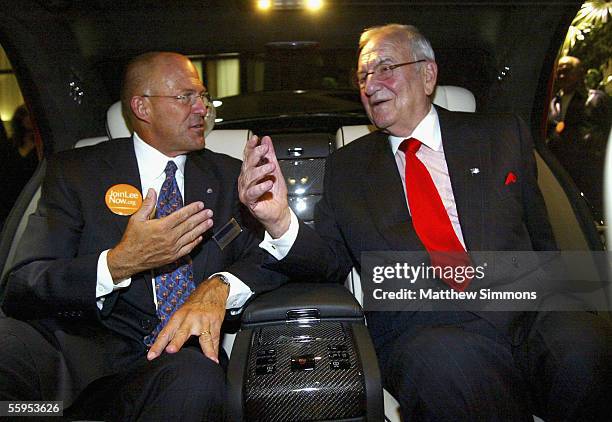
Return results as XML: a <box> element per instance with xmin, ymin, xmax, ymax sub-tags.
<box><xmin>261</xmin><ymin>104</ymin><xmax>465</xmax><ymax>259</ymax></box>
<box><xmin>96</xmin><ymin>133</ymin><xmax>253</xmax><ymax>311</ymax></box>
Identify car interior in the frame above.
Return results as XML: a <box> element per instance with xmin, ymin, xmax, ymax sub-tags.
<box><xmin>0</xmin><ymin>0</ymin><xmax>609</xmax><ymax>420</ymax></box>
<box><xmin>2</xmin><ymin>83</ymin><xmax>606</xmax><ymax>420</ymax></box>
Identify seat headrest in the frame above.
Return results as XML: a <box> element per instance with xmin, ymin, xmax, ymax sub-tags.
<box><xmin>106</xmin><ymin>101</ymin><xmax>132</xmax><ymax>139</ymax></box>
<box><xmin>74</xmin><ymin>136</ymin><xmax>109</xmax><ymax>149</ymax></box>
<box><xmin>432</xmin><ymin>85</ymin><xmax>476</xmax><ymax>112</ymax></box>
<box><xmin>205</xmin><ymin>130</ymin><xmax>251</xmax><ymax>160</ymax></box>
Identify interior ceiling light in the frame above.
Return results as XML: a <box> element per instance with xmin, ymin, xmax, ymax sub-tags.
<box><xmin>305</xmin><ymin>0</ymin><xmax>324</xmax><ymax>11</ymax></box>
<box><xmin>256</xmin><ymin>0</ymin><xmax>325</xmax><ymax>11</ymax></box>
<box><xmin>257</xmin><ymin>0</ymin><xmax>272</xmax><ymax>10</ymax></box>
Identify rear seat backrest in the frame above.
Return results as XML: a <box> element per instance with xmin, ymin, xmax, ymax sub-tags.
<box><xmin>431</xmin><ymin>85</ymin><xmax>476</xmax><ymax>112</ymax></box>
<box><xmin>74</xmin><ymin>136</ymin><xmax>109</xmax><ymax>149</ymax></box>
<box><xmin>106</xmin><ymin>101</ymin><xmax>132</xmax><ymax>139</ymax></box>
<box><xmin>205</xmin><ymin>130</ymin><xmax>251</xmax><ymax>160</ymax></box>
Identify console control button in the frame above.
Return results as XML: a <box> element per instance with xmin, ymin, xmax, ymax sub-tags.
<box><xmin>256</xmin><ymin>364</ymin><xmax>276</xmax><ymax>375</ymax></box>
<box><xmin>328</xmin><ymin>351</ymin><xmax>349</xmax><ymax>360</ymax></box>
<box><xmin>328</xmin><ymin>344</ymin><xmax>347</xmax><ymax>351</ymax></box>
<box><xmin>256</xmin><ymin>356</ymin><xmax>276</xmax><ymax>366</ymax></box>
<box><xmin>291</xmin><ymin>354</ymin><xmax>316</xmax><ymax>372</ymax></box>
<box><xmin>330</xmin><ymin>360</ymin><xmax>350</xmax><ymax>370</ymax></box>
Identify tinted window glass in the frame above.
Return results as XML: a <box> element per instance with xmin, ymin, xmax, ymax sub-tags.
<box><xmin>0</xmin><ymin>45</ymin><xmax>39</xmax><ymax>228</ymax></box>
<box><xmin>546</xmin><ymin>1</ymin><xmax>611</xmax><ymax>225</ymax></box>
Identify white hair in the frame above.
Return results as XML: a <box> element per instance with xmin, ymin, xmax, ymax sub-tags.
<box><xmin>359</xmin><ymin>24</ymin><xmax>435</xmax><ymax>62</ymax></box>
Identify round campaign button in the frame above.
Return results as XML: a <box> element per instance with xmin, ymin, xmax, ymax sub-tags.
<box><xmin>105</xmin><ymin>184</ymin><xmax>143</xmax><ymax>215</ymax></box>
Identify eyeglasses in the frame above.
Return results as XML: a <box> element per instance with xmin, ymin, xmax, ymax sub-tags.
<box><xmin>356</xmin><ymin>59</ymin><xmax>426</xmax><ymax>88</ymax></box>
<box><xmin>142</xmin><ymin>92</ymin><xmax>212</xmax><ymax>107</ymax></box>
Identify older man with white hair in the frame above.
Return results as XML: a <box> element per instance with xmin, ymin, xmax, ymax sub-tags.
<box><xmin>239</xmin><ymin>24</ymin><xmax>612</xmax><ymax>421</ymax></box>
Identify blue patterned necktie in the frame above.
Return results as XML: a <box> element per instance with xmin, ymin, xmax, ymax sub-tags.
<box><xmin>144</xmin><ymin>161</ymin><xmax>196</xmax><ymax>346</ymax></box>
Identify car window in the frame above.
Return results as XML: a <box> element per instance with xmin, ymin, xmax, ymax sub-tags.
<box><xmin>545</xmin><ymin>1</ymin><xmax>611</xmax><ymax>230</ymax></box>
<box><xmin>0</xmin><ymin>44</ymin><xmax>40</xmax><ymax>229</ymax></box>
<box><xmin>193</xmin><ymin>45</ymin><xmax>495</xmax><ymax>125</ymax></box>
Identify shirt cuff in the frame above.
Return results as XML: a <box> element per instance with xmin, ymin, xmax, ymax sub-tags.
<box><xmin>259</xmin><ymin>208</ymin><xmax>299</xmax><ymax>260</ymax></box>
<box><xmin>210</xmin><ymin>271</ymin><xmax>253</xmax><ymax>313</ymax></box>
<box><xmin>96</xmin><ymin>250</ymin><xmax>131</xmax><ymax>310</ymax></box>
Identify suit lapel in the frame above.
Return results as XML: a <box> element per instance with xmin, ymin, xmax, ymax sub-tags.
<box><xmin>100</xmin><ymin>138</ymin><xmax>142</xmax><ymax>238</ymax></box>
<box><xmin>363</xmin><ymin>131</ymin><xmax>423</xmax><ymax>250</ymax></box>
<box><xmin>184</xmin><ymin>151</ymin><xmax>219</xmax><ymax>282</ymax></box>
<box><xmin>437</xmin><ymin>107</ymin><xmax>487</xmax><ymax>251</ymax></box>
<box><xmin>98</xmin><ymin>138</ymin><xmax>156</xmax><ymax>303</ymax></box>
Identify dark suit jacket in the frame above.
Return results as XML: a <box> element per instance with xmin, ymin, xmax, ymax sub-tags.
<box><xmin>547</xmin><ymin>89</ymin><xmax>610</xmax><ymax>221</ymax></box>
<box><xmin>1</xmin><ymin>137</ymin><xmax>286</xmax><ymax>404</ymax></box>
<box><xmin>269</xmin><ymin>107</ymin><xmax>557</xmax><ymax>350</ymax></box>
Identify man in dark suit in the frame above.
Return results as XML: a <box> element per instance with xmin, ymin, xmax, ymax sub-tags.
<box><xmin>238</xmin><ymin>25</ymin><xmax>612</xmax><ymax>420</ymax></box>
<box><xmin>0</xmin><ymin>52</ymin><xmax>284</xmax><ymax>420</ymax></box>
<box><xmin>547</xmin><ymin>55</ymin><xmax>610</xmax><ymax>222</ymax></box>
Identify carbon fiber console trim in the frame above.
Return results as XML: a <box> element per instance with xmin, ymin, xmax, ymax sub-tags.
<box><xmin>244</xmin><ymin>322</ymin><xmax>366</xmax><ymax>421</ymax></box>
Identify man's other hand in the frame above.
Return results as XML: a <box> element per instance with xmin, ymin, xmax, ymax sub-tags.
<box><xmin>107</xmin><ymin>188</ymin><xmax>214</xmax><ymax>281</ymax></box>
<box><xmin>146</xmin><ymin>276</ymin><xmax>230</xmax><ymax>363</ymax></box>
<box><xmin>238</xmin><ymin>135</ymin><xmax>291</xmax><ymax>238</ymax></box>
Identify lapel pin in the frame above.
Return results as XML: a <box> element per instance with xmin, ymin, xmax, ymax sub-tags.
<box><xmin>469</xmin><ymin>167</ymin><xmax>480</xmax><ymax>175</ymax></box>
<box><xmin>206</xmin><ymin>188</ymin><xmax>213</xmax><ymax>194</ymax></box>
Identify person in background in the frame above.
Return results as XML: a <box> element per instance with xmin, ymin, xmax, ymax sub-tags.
<box><xmin>547</xmin><ymin>55</ymin><xmax>610</xmax><ymax>222</ymax></box>
<box><xmin>0</xmin><ymin>104</ymin><xmax>39</xmax><ymax>226</ymax></box>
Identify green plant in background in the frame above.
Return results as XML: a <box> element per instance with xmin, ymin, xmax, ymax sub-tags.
<box><xmin>561</xmin><ymin>1</ymin><xmax>611</xmax><ymax>93</ymax></box>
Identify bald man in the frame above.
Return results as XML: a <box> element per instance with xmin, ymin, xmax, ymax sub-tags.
<box><xmin>0</xmin><ymin>52</ymin><xmax>285</xmax><ymax>420</ymax></box>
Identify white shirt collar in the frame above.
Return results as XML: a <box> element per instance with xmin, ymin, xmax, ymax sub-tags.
<box><xmin>389</xmin><ymin>104</ymin><xmax>442</xmax><ymax>154</ymax></box>
<box><xmin>133</xmin><ymin>132</ymin><xmax>187</xmax><ymax>181</ymax></box>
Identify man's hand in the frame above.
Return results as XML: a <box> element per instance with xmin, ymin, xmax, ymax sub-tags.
<box><xmin>146</xmin><ymin>276</ymin><xmax>230</xmax><ymax>363</ymax></box>
<box><xmin>107</xmin><ymin>188</ymin><xmax>214</xmax><ymax>281</ymax></box>
<box><xmin>238</xmin><ymin>135</ymin><xmax>291</xmax><ymax>238</ymax></box>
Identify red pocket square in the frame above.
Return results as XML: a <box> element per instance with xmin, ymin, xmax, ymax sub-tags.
<box><xmin>504</xmin><ymin>172</ymin><xmax>517</xmax><ymax>185</ymax></box>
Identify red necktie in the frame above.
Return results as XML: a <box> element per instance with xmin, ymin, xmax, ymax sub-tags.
<box><xmin>400</xmin><ymin>138</ymin><xmax>471</xmax><ymax>291</ymax></box>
